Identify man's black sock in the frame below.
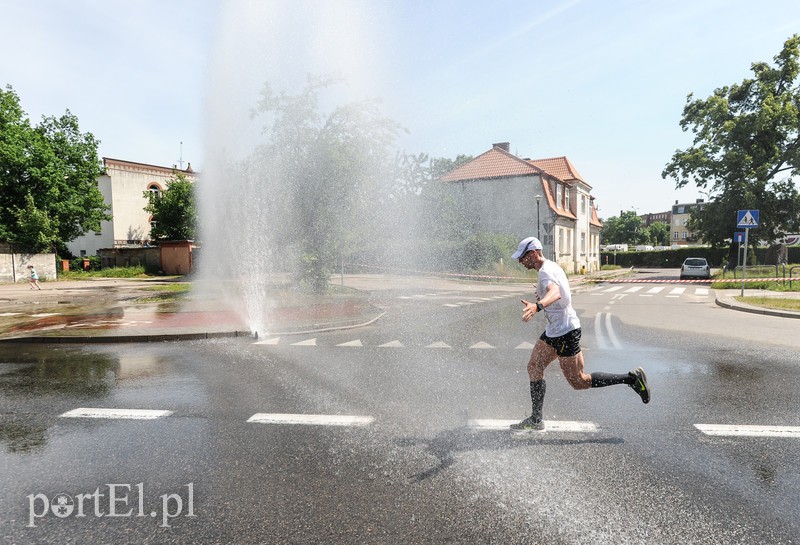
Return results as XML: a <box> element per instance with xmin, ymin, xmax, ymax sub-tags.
<box><xmin>590</xmin><ymin>372</ymin><xmax>633</xmax><ymax>388</ymax></box>
<box><xmin>530</xmin><ymin>380</ymin><xmax>546</xmax><ymax>420</ymax></box>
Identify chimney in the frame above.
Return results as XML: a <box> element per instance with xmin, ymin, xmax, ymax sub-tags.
<box><xmin>186</xmin><ymin>162</ymin><xmax>193</xmax><ymax>173</ymax></box>
<box><xmin>493</xmin><ymin>142</ymin><xmax>510</xmax><ymax>152</ymax></box>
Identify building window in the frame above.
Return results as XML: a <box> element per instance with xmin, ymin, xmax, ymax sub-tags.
<box><xmin>148</xmin><ymin>183</ymin><xmax>163</xmax><ymax>197</ymax></box>
<box><xmin>556</xmin><ymin>185</ymin><xmax>562</xmax><ymax>208</ymax></box>
<box><xmin>673</xmin><ymin>231</ymin><xmax>679</xmax><ymax>239</ymax></box>
<box><xmin>682</xmin><ymin>231</ymin><xmax>688</xmax><ymax>239</ymax></box>
<box><xmin>565</xmin><ymin>190</ymin><xmax>570</xmax><ymax>212</ymax></box>
<box><xmin>581</xmin><ymin>196</ymin><xmax>586</xmax><ymax>214</ymax></box>
<box><xmin>580</xmin><ymin>233</ymin><xmax>586</xmax><ymax>255</ymax></box>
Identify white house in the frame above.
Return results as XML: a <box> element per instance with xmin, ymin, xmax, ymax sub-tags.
<box><xmin>438</xmin><ymin>142</ymin><xmax>602</xmax><ymax>273</ymax></box>
<box><xmin>67</xmin><ymin>158</ymin><xmax>196</xmax><ymax>257</ymax></box>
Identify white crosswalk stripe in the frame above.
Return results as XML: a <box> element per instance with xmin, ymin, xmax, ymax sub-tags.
<box><xmin>247</xmin><ymin>413</ymin><xmax>374</xmax><ymax>427</ymax></box>
<box><xmin>54</xmin><ymin>408</ymin><xmax>800</xmax><ymax>439</ymax></box>
<box><xmin>695</xmin><ymin>424</ymin><xmax>800</xmax><ymax>438</ymax></box>
<box><xmin>468</xmin><ymin>419</ymin><xmax>598</xmax><ymax>433</ymax></box>
<box><xmin>60</xmin><ymin>408</ymin><xmax>173</xmax><ymax>420</ymax></box>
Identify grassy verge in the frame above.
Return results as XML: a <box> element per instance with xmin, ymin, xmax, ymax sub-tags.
<box><xmin>735</xmin><ymin>296</ymin><xmax>800</xmax><ymax>312</ymax></box>
<box><xmin>132</xmin><ymin>283</ymin><xmax>192</xmax><ymax>303</ymax></box>
<box><xmin>58</xmin><ymin>266</ymin><xmax>150</xmax><ymax>279</ymax></box>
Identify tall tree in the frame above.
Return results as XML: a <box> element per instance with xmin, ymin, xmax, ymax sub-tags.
<box><xmin>218</xmin><ymin>75</ymin><xmax>403</xmax><ymax>292</ymax></box>
<box><xmin>0</xmin><ymin>85</ymin><xmax>108</xmax><ymax>252</ymax></box>
<box><xmin>144</xmin><ymin>172</ymin><xmax>197</xmax><ymax>240</ymax></box>
<box><xmin>662</xmin><ymin>35</ymin><xmax>800</xmax><ymax>247</ymax></box>
<box><xmin>600</xmin><ymin>210</ymin><xmax>644</xmax><ymax>245</ymax></box>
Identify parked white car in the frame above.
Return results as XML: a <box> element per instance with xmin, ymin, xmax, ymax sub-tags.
<box><xmin>680</xmin><ymin>257</ymin><xmax>711</xmax><ymax>280</ymax></box>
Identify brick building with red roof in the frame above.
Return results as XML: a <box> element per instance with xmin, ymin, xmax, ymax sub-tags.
<box><xmin>439</xmin><ymin>142</ymin><xmax>602</xmax><ymax>273</ymax></box>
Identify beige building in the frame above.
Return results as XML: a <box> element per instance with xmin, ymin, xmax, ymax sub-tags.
<box><xmin>67</xmin><ymin>158</ymin><xmax>195</xmax><ymax>257</ymax></box>
<box><xmin>671</xmin><ymin>199</ymin><xmax>705</xmax><ymax>244</ymax></box>
<box><xmin>439</xmin><ymin>143</ymin><xmax>602</xmax><ymax>273</ymax></box>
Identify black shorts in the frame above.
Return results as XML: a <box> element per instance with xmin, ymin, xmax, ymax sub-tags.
<box><xmin>540</xmin><ymin>328</ymin><xmax>582</xmax><ymax>357</ymax></box>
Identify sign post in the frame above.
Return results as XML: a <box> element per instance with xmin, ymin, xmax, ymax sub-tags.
<box><xmin>733</xmin><ymin>231</ymin><xmax>745</xmax><ymax>276</ymax></box>
<box><xmin>736</xmin><ymin>210</ymin><xmax>759</xmax><ymax>296</ymax></box>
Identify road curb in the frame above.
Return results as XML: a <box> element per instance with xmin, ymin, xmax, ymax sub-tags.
<box><xmin>0</xmin><ymin>311</ymin><xmax>388</xmax><ymax>344</ymax></box>
<box><xmin>714</xmin><ymin>294</ymin><xmax>800</xmax><ymax>319</ymax></box>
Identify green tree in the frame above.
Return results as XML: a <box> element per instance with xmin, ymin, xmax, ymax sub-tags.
<box><xmin>662</xmin><ymin>35</ymin><xmax>800</xmax><ymax>248</ymax></box>
<box><xmin>0</xmin><ymin>85</ymin><xmax>108</xmax><ymax>252</ymax></box>
<box><xmin>228</xmin><ymin>75</ymin><xmax>403</xmax><ymax>292</ymax></box>
<box><xmin>644</xmin><ymin>221</ymin><xmax>670</xmax><ymax>246</ymax></box>
<box><xmin>144</xmin><ymin>172</ymin><xmax>197</xmax><ymax>240</ymax></box>
<box><xmin>600</xmin><ymin>210</ymin><xmax>643</xmax><ymax>245</ymax></box>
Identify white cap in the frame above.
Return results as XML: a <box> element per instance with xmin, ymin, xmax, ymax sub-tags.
<box><xmin>511</xmin><ymin>237</ymin><xmax>543</xmax><ymax>259</ymax></box>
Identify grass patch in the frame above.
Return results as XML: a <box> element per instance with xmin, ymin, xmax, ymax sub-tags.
<box><xmin>735</xmin><ymin>296</ymin><xmax>800</xmax><ymax>312</ymax></box>
<box><xmin>132</xmin><ymin>283</ymin><xmax>191</xmax><ymax>303</ymax></box>
<box><xmin>58</xmin><ymin>266</ymin><xmax>150</xmax><ymax>279</ymax></box>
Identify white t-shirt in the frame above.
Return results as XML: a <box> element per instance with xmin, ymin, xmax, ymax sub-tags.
<box><xmin>536</xmin><ymin>259</ymin><xmax>581</xmax><ymax>337</ymax></box>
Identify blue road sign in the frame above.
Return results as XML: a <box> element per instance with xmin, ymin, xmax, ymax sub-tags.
<box><xmin>737</xmin><ymin>210</ymin><xmax>759</xmax><ymax>228</ymax></box>
<box><xmin>734</xmin><ymin>232</ymin><xmax>745</xmax><ymax>243</ymax></box>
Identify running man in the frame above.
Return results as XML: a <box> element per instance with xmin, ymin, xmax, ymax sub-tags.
<box><xmin>510</xmin><ymin>236</ymin><xmax>650</xmax><ymax>431</ymax></box>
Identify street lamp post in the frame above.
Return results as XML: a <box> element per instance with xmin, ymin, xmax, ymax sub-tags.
<box><xmin>535</xmin><ymin>194</ymin><xmax>541</xmax><ymax>240</ymax></box>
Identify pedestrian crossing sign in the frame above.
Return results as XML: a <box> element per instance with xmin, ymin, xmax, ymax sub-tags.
<box><xmin>736</xmin><ymin>210</ymin><xmax>759</xmax><ymax>228</ymax></box>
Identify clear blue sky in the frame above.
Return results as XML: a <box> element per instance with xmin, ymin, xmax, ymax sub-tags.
<box><xmin>2</xmin><ymin>0</ymin><xmax>799</xmax><ymax>219</ymax></box>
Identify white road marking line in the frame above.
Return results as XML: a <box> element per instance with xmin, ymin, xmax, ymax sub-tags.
<box><xmin>605</xmin><ymin>312</ymin><xmax>622</xmax><ymax>349</ymax></box>
<box><xmin>695</xmin><ymin>424</ymin><xmax>800</xmax><ymax>438</ymax></box>
<box><xmin>337</xmin><ymin>340</ymin><xmax>363</xmax><ymax>347</ymax></box>
<box><xmin>291</xmin><ymin>338</ymin><xmax>317</xmax><ymax>346</ymax></box>
<box><xmin>646</xmin><ymin>287</ymin><xmax>665</xmax><ymax>294</ymax></box>
<box><xmin>60</xmin><ymin>408</ymin><xmax>173</xmax><ymax>420</ymax></box>
<box><xmin>603</xmin><ymin>286</ymin><xmax>624</xmax><ymax>292</ymax></box>
<box><xmin>426</xmin><ymin>341</ymin><xmax>451</xmax><ymax>349</ymax></box>
<box><xmin>253</xmin><ymin>337</ymin><xmax>280</xmax><ymax>345</ymax></box>
<box><xmin>624</xmin><ymin>286</ymin><xmax>643</xmax><ymax>293</ymax></box>
<box><xmin>31</xmin><ymin>313</ymin><xmax>60</xmax><ymax>317</ymax></box>
<box><xmin>378</xmin><ymin>340</ymin><xmax>404</xmax><ymax>348</ymax></box>
<box><xmin>594</xmin><ymin>313</ymin><xmax>609</xmax><ymax>350</ymax></box>
<box><xmin>668</xmin><ymin>287</ymin><xmax>685</xmax><ymax>295</ymax></box>
<box><xmin>515</xmin><ymin>342</ymin><xmax>535</xmax><ymax>349</ymax></box>
<box><xmin>468</xmin><ymin>419</ymin><xmax>598</xmax><ymax>433</ymax></box>
<box><xmin>443</xmin><ymin>304</ymin><xmax>461</xmax><ymax>307</ymax></box>
<box><xmin>0</xmin><ymin>312</ymin><xmax>22</xmax><ymax>316</ymax></box>
<box><xmin>247</xmin><ymin>413</ymin><xmax>374</xmax><ymax>427</ymax></box>
<box><xmin>694</xmin><ymin>288</ymin><xmax>709</xmax><ymax>295</ymax></box>
<box><xmin>469</xmin><ymin>342</ymin><xmax>495</xmax><ymax>349</ymax></box>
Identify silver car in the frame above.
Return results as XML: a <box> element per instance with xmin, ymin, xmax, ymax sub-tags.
<box><xmin>680</xmin><ymin>257</ymin><xmax>711</xmax><ymax>280</ymax></box>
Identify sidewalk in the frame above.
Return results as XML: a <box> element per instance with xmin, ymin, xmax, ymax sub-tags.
<box><xmin>0</xmin><ymin>278</ymin><xmax>385</xmax><ymax>343</ymax></box>
<box><xmin>714</xmin><ymin>288</ymin><xmax>800</xmax><ymax>319</ymax></box>
<box><xmin>0</xmin><ymin>271</ymin><xmax>796</xmax><ymax>343</ymax></box>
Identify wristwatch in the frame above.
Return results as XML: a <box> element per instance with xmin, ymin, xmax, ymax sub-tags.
<box><xmin>535</xmin><ymin>302</ymin><xmax>544</xmax><ymax>312</ymax></box>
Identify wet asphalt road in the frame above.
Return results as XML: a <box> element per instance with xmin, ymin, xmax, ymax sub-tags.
<box><xmin>1</xmin><ymin>274</ymin><xmax>799</xmax><ymax>544</ymax></box>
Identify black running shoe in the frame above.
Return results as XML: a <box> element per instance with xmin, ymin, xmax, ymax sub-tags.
<box><xmin>629</xmin><ymin>367</ymin><xmax>650</xmax><ymax>404</ymax></box>
<box><xmin>510</xmin><ymin>416</ymin><xmax>545</xmax><ymax>431</ymax></box>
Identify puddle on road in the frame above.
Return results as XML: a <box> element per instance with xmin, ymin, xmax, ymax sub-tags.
<box><xmin>0</xmin><ymin>343</ymin><xmax>186</xmax><ymax>454</ymax></box>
